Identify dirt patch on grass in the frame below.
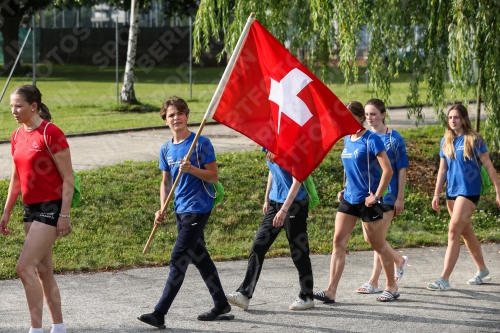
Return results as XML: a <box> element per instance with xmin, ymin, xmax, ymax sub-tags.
<box><xmin>405</xmin><ymin>144</ymin><xmax>500</xmax><ymax>195</ymax></box>
<box><xmin>407</xmin><ymin>158</ymin><xmax>439</xmax><ymax>193</ymax></box>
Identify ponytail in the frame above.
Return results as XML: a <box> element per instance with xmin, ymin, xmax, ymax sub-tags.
<box><xmin>39</xmin><ymin>102</ymin><xmax>52</xmax><ymax>122</ymax></box>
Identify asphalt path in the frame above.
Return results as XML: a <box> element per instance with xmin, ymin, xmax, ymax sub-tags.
<box><xmin>1</xmin><ymin>245</ymin><xmax>499</xmax><ymax>332</ymax></box>
<box><xmin>1</xmin><ymin>104</ymin><xmax>498</xmax><ymax>333</ymax></box>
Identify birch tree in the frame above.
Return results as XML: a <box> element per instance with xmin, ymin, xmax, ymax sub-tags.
<box><xmin>120</xmin><ymin>0</ymin><xmax>140</xmax><ymax>103</ymax></box>
<box><xmin>193</xmin><ymin>0</ymin><xmax>500</xmax><ymax>151</ymax></box>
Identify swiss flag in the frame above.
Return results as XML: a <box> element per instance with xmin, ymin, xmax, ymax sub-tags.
<box><xmin>212</xmin><ymin>20</ymin><xmax>363</xmax><ymax>182</ymax></box>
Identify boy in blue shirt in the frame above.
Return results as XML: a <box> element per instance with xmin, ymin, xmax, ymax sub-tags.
<box><xmin>138</xmin><ymin>97</ymin><xmax>231</xmax><ymax>328</ymax></box>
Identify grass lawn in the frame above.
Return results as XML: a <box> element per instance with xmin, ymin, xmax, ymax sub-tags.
<box><xmin>0</xmin><ymin>125</ymin><xmax>498</xmax><ymax>279</ymax></box>
<box><xmin>0</xmin><ymin>64</ymin><xmax>469</xmax><ymax>140</ymax></box>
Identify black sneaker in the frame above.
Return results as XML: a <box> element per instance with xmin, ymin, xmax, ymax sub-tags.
<box><xmin>137</xmin><ymin>312</ymin><xmax>166</xmax><ymax>329</ymax></box>
<box><xmin>197</xmin><ymin>303</ymin><xmax>232</xmax><ymax>321</ymax></box>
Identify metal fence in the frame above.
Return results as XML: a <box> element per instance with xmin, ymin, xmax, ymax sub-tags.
<box><xmin>0</xmin><ymin>8</ymin><xmax>225</xmax><ymax>116</ymax></box>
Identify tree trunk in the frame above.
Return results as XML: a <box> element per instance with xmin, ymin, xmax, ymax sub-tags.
<box><xmin>475</xmin><ymin>68</ymin><xmax>482</xmax><ymax>132</ymax></box>
<box><xmin>120</xmin><ymin>0</ymin><xmax>139</xmax><ymax>104</ymax></box>
<box><xmin>0</xmin><ymin>16</ymin><xmax>23</xmax><ymax>76</ymax></box>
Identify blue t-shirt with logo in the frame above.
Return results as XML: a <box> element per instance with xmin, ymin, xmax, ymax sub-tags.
<box><xmin>267</xmin><ymin>161</ymin><xmax>308</xmax><ymax>203</ymax></box>
<box><xmin>342</xmin><ymin>130</ymin><xmax>386</xmax><ymax>204</ymax></box>
<box><xmin>377</xmin><ymin>130</ymin><xmax>409</xmax><ymax>205</ymax></box>
<box><xmin>159</xmin><ymin>132</ymin><xmax>216</xmax><ymax>213</ymax></box>
<box><xmin>439</xmin><ymin>136</ymin><xmax>487</xmax><ymax>196</ymax></box>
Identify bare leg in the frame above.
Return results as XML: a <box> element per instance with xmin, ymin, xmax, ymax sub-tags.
<box><xmin>360</xmin><ymin>210</ymin><xmax>405</xmax><ymax>289</ymax></box>
<box><xmin>361</xmin><ymin>223</ymin><xmax>383</xmax><ymax>290</ymax></box>
<box><xmin>321</xmin><ymin>212</ymin><xmax>358</xmax><ymax>300</ymax></box>
<box><xmin>363</xmin><ymin>212</ymin><xmax>398</xmax><ymax>296</ymax></box>
<box><xmin>37</xmin><ymin>250</ymin><xmax>64</xmax><ymax>324</ymax></box>
<box><xmin>17</xmin><ymin>222</ymin><xmax>58</xmax><ymax>328</ymax></box>
<box><xmin>441</xmin><ymin>197</ymin><xmax>477</xmax><ymax>280</ymax></box>
<box><xmin>384</xmin><ymin>210</ymin><xmax>407</xmax><ymax>281</ymax></box>
<box><xmin>368</xmin><ymin>251</ymin><xmax>382</xmax><ymax>288</ymax></box>
<box><xmin>461</xmin><ymin>222</ymin><xmax>487</xmax><ymax>272</ymax></box>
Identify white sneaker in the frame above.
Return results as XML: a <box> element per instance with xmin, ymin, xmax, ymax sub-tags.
<box><xmin>226</xmin><ymin>292</ymin><xmax>250</xmax><ymax>310</ymax></box>
<box><xmin>289</xmin><ymin>297</ymin><xmax>315</xmax><ymax>310</ymax></box>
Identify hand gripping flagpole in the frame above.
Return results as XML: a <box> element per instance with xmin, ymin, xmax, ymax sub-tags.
<box><xmin>142</xmin><ymin>13</ymin><xmax>256</xmax><ymax>254</ymax></box>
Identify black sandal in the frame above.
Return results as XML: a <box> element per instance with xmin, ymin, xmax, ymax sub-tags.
<box><xmin>313</xmin><ymin>290</ymin><xmax>335</xmax><ymax>304</ymax></box>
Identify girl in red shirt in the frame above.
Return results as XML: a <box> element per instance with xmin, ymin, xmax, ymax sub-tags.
<box><xmin>1</xmin><ymin>85</ymin><xmax>74</xmax><ymax>333</ymax></box>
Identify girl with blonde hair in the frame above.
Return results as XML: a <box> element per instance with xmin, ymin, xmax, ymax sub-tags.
<box><xmin>428</xmin><ymin>104</ymin><xmax>499</xmax><ymax>290</ymax></box>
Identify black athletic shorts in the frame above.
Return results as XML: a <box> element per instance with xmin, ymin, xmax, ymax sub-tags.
<box><xmin>338</xmin><ymin>199</ymin><xmax>391</xmax><ymax>222</ymax></box>
<box><xmin>446</xmin><ymin>195</ymin><xmax>480</xmax><ymax>207</ymax></box>
<box><xmin>23</xmin><ymin>199</ymin><xmax>62</xmax><ymax>227</ymax></box>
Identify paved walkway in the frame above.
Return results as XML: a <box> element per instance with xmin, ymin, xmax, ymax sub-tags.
<box><xmin>1</xmin><ymin>245</ymin><xmax>499</xmax><ymax>332</ymax></box>
<box><xmin>1</xmin><ymin>105</ymin><xmax>498</xmax><ymax>333</ymax></box>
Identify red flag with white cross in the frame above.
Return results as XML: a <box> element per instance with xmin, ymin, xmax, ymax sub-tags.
<box><xmin>210</xmin><ymin>19</ymin><xmax>363</xmax><ymax>182</ymax></box>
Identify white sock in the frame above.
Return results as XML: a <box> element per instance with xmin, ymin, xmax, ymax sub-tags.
<box><xmin>29</xmin><ymin>328</ymin><xmax>44</xmax><ymax>333</ymax></box>
<box><xmin>50</xmin><ymin>323</ymin><xmax>66</xmax><ymax>333</ymax></box>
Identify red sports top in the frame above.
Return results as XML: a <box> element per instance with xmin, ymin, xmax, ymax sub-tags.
<box><xmin>11</xmin><ymin>120</ymin><xmax>70</xmax><ymax>204</ymax></box>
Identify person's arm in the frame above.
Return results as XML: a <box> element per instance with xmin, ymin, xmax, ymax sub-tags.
<box><xmin>338</xmin><ymin>173</ymin><xmax>346</xmax><ymax>202</ymax></box>
<box><xmin>273</xmin><ymin>177</ymin><xmax>303</xmax><ymax>228</ymax></box>
<box><xmin>478</xmin><ymin>152</ymin><xmax>500</xmax><ymax>208</ymax></box>
<box><xmin>432</xmin><ymin>158</ymin><xmax>448</xmax><ymax>211</ymax></box>
<box><xmin>1</xmin><ymin>163</ymin><xmax>21</xmax><ymax>236</ymax></box>
<box><xmin>394</xmin><ymin>168</ymin><xmax>407</xmax><ymax>215</ymax></box>
<box><xmin>338</xmin><ymin>188</ymin><xmax>345</xmax><ymax>202</ymax></box>
<box><xmin>53</xmin><ymin>148</ymin><xmax>74</xmax><ymax>237</ymax></box>
<box><xmin>180</xmin><ymin>159</ymin><xmax>218</xmax><ymax>183</ymax></box>
<box><xmin>393</xmin><ymin>134</ymin><xmax>409</xmax><ymax>215</ymax></box>
<box><xmin>263</xmin><ymin>171</ymin><xmax>272</xmax><ymax>215</ymax></box>
<box><xmin>366</xmin><ymin>150</ymin><xmax>393</xmax><ymax>207</ymax></box>
<box><xmin>155</xmin><ymin>171</ymin><xmax>172</xmax><ymax>225</ymax></box>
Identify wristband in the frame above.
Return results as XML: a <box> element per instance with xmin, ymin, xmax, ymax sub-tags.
<box><xmin>373</xmin><ymin>195</ymin><xmax>380</xmax><ymax>202</ymax></box>
<box><xmin>280</xmin><ymin>208</ymin><xmax>288</xmax><ymax>213</ymax></box>
<box><xmin>59</xmin><ymin>213</ymin><xmax>70</xmax><ymax>218</ymax></box>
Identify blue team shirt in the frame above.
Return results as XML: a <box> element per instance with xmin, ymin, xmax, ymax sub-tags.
<box><xmin>267</xmin><ymin>161</ymin><xmax>307</xmax><ymax>203</ymax></box>
<box><xmin>439</xmin><ymin>136</ymin><xmax>487</xmax><ymax>196</ymax></box>
<box><xmin>342</xmin><ymin>130</ymin><xmax>386</xmax><ymax>204</ymax></box>
<box><xmin>377</xmin><ymin>130</ymin><xmax>409</xmax><ymax>205</ymax></box>
<box><xmin>159</xmin><ymin>132</ymin><xmax>216</xmax><ymax>213</ymax></box>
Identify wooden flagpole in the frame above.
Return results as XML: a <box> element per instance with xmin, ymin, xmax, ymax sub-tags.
<box><xmin>142</xmin><ymin>12</ymin><xmax>256</xmax><ymax>254</ymax></box>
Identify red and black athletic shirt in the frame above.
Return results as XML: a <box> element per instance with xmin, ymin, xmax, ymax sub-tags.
<box><xmin>11</xmin><ymin>120</ymin><xmax>69</xmax><ymax>204</ymax></box>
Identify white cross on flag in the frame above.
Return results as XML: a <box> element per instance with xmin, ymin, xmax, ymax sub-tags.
<box><xmin>211</xmin><ymin>19</ymin><xmax>363</xmax><ymax>182</ymax></box>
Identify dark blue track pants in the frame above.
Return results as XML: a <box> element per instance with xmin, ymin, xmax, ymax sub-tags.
<box><xmin>154</xmin><ymin>212</ymin><xmax>227</xmax><ymax>314</ymax></box>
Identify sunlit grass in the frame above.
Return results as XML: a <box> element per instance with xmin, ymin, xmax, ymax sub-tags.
<box><xmin>1</xmin><ymin>126</ymin><xmax>498</xmax><ymax>279</ymax></box>
<box><xmin>0</xmin><ymin>64</ymin><xmax>472</xmax><ymax>140</ymax></box>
